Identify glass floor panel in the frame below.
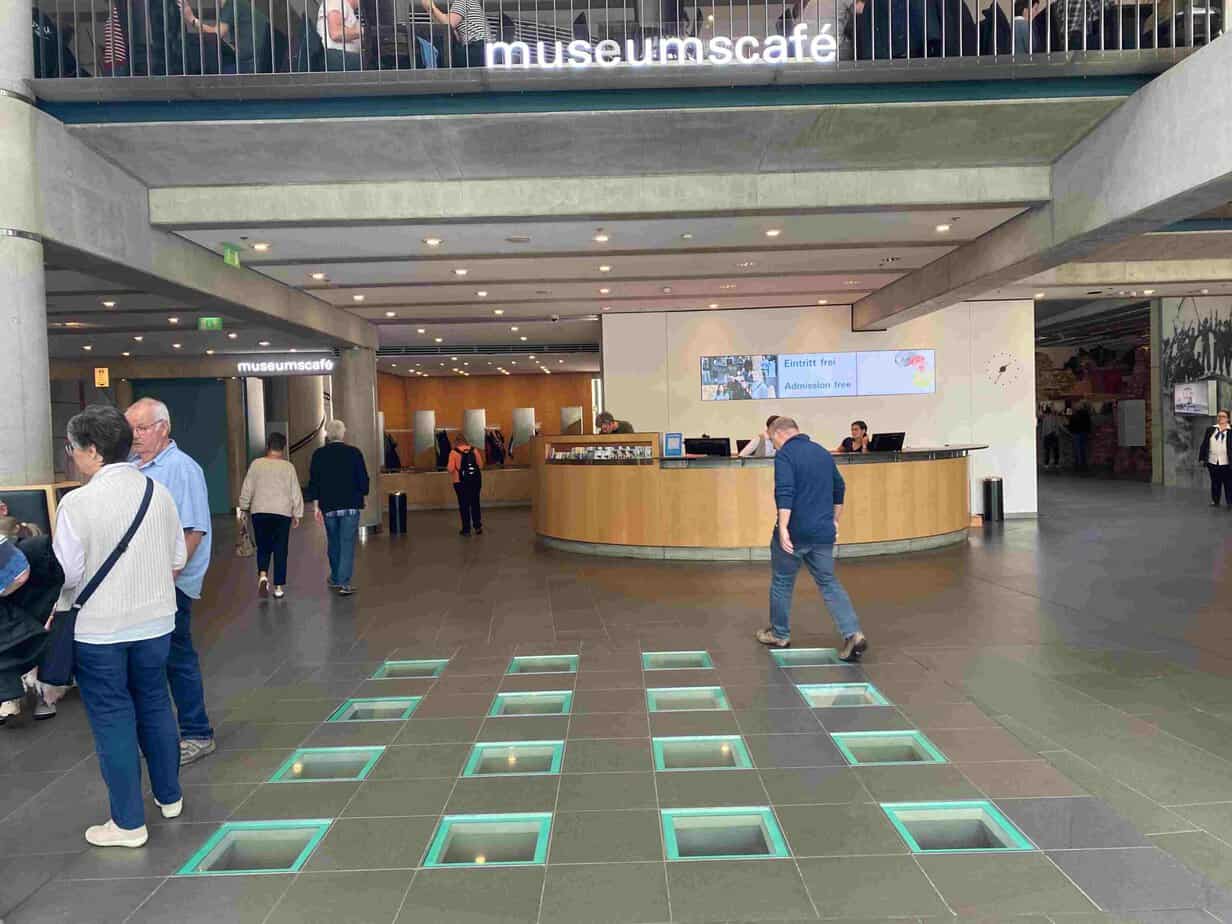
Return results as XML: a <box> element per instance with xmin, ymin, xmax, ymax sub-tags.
<box><xmin>489</xmin><ymin>690</ymin><xmax>573</xmax><ymax>717</ymax></box>
<box><xmin>372</xmin><ymin>659</ymin><xmax>449</xmax><ymax>679</ymax></box>
<box><xmin>178</xmin><ymin>820</ymin><xmax>331</xmax><ymax>876</ymax></box>
<box><xmin>425</xmin><ymin>813</ymin><xmax>553</xmax><ymax>867</ymax></box>
<box><xmin>796</xmin><ymin>683</ymin><xmax>889</xmax><ymax>708</ymax></box>
<box><xmin>647</xmin><ymin>687</ymin><xmax>730</xmax><ymax>712</ymax></box>
<box><xmin>463</xmin><ymin>741</ymin><xmax>565</xmax><ymax>776</ymax></box>
<box><xmin>270</xmin><ymin>747</ymin><xmax>385</xmax><ymax>782</ymax></box>
<box><xmin>654</xmin><ymin>736</ymin><xmax>752</xmax><ymax>771</ymax></box>
<box><xmin>662</xmin><ymin>808</ymin><xmax>788</xmax><ymax>860</ymax></box>
<box><xmin>770</xmin><ymin>648</ymin><xmax>841</xmax><ymax>667</ymax></box>
<box><xmin>506</xmin><ymin>655</ymin><xmax>579</xmax><ymax>675</ymax></box>
<box><xmin>882</xmin><ymin>801</ymin><xmax>1035</xmax><ymax>853</ymax></box>
<box><xmin>327</xmin><ymin>697</ymin><xmax>421</xmax><ymax>722</ymax></box>
<box><xmin>832</xmin><ymin>730</ymin><xmax>947</xmax><ymax>766</ymax></box>
<box><xmin>642</xmin><ymin>650</ymin><xmax>714</xmax><ymax>670</ymax></box>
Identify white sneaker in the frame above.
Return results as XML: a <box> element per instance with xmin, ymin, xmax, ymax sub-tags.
<box><xmin>85</xmin><ymin>820</ymin><xmax>149</xmax><ymax>848</ymax></box>
<box><xmin>32</xmin><ymin>697</ymin><xmax>56</xmax><ymax>721</ymax></box>
<box><xmin>0</xmin><ymin>699</ymin><xmax>20</xmax><ymax>725</ymax></box>
<box><xmin>155</xmin><ymin>797</ymin><xmax>183</xmax><ymax>819</ymax></box>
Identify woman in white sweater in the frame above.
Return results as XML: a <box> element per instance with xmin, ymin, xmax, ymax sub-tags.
<box><xmin>54</xmin><ymin>405</ymin><xmax>187</xmax><ymax>849</ymax></box>
<box><xmin>238</xmin><ymin>432</ymin><xmax>303</xmax><ymax>599</ymax></box>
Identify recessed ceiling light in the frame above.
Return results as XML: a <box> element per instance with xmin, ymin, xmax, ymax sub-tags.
<box><xmin>602</xmin><ymin>306</ymin><xmax>611</xmax><ymax>311</ymax></box>
<box><xmin>168</xmin><ymin>317</ymin><xmax>179</xmax><ymax>324</ymax></box>
<box><xmin>599</xmin><ymin>287</ymin><xmax>611</xmax><ymax>295</ymax></box>
<box><xmin>476</xmin><ymin>290</ymin><xmax>488</xmax><ymax>297</ymax></box>
<box><xmin>520</xmin><ymin>336</ymin><xmax>528</xmax><ymax>341</ymax></box>
<box><xmin>385</xmin><ymin>311</ymin><xmax>397</xmax><ymax>317</ymax></box>
<box><xmin>935</xmin><ymin>224</ymin><xmax>951</xmax><ymax>233</ymax></box>
<box><xmin>310</xmin><ymin>272</ymin><xmax>327</xmax><ymax>281</ymax></box>
<box><xmin>845</xmin><ymin>280</ymin><xmax>859</xmax><ymax>286</ymax></box>
<box><xmin>1034</xmin><ymin>292</ymin><xmax>1046</xmax><ymax>299</ymax></box>
<box><xmin>599</xmin><ymin>265</ymin><xmax>612</xmax><ymax>273</ymax></box>
<box><xmin>172</xmin><ymin>343</ymin><xmax>182</xmax><ymax>349</ymax></box>
<box><xmin>708</xmin><ymin>303</ymin><xmax>719</xmax><ymax>309</ymax></box>
<box><xmin>228</xmin><ymin>332</ymin><xmax>238</xmax><ymax>339</ymax></box>
<box><xmin>662</xmin><ymin>287</ymin><xmax>673</xmax><ymax>294</ymax></box>
<box><xmin>391</xmin><ymin>363</ymin><xmax>397</xmax><ymax>368</ymax></box>
<box><xmin>510</xmin><ymin>326</ymin><xmax>519</xmax><ymax>332</ymax></box>
<box><xmin>434</xmin><ymin>337</ymin><xmax>443</xmax><ymax>343</ymax></box>
<box><xmin>464</xmin><ymin>362</ymin><xmax>469</xmax><ymax>366</ymax></box>
<box><xmin>102</xmin><ymin>299</ymin><xmax>116</xmax><ymax>308</ymax></box>
<box><xmin>252</xmin><ymin>242</ymin><xmax>270</xmax><ymax>252</ymax></box>
<box><xmin>593</xmin><ymin>230</ymin><xmax>609</xmax><ymax>243</ymax></box>
<box><xmin>512</xmin><ymin>361</ymin><xmax>518</xmax><ymax>365</ymax></box>
<box><xmin>764</xmin><ymin>229</ymin><xmax>782</xmax><ymax>238</ymax></box>
<box><xmin>417</xmin><ymin>328</ymin><xmax>426</xmax><ymax>334</ymax></box>
<box><xmin>451</xmin><ymin>356</ymin><xmax>458</xmax><ymax>361</ymax></box>
<box><xmin>133</xmin><ymin>335</ymin><xmax>144</xmax><ymax>342</ymax></box>
<box><xmin>529</xmin><ymin>355</ymin><xmax>536</xmax><ymax>359</ymax></box>
<box><xmin>1201</xmin><ymin>288</ymin><xmax>1210</xmax><ymax>294</ymax></box>
<box><xmin>738</xmin><ymin>262</ymin><xmax>756</xmax><ymax>269</ymax></box>
<box><xmin>454</xmin><ymin>268</ymin><xmax>468</xmax><ymax>276</ymax></box>
<box><xmin>680</xmin><ymin>233</ymin><xmax>693</xmax><ymax>240</ymax></box>
<box><xmin>258</xmin><ymin>340</ymin><xmax>271</xmax><ymax>346</ymax></box>
<box><xmin>1143</xmin><ymin>289</ymin><xmax>1155</xmax><ymax>295</ymax></box>
<box><xmin>206</xmin><ymin>349</ymin><xmax>215</xmax><ymax>355</ymax></box>
<box><xmin>122</xmin><ymin>351</ymin><xmax>131</xmax><ymax>357</ymax></box>
<box><xmin>558</xmin><ymin>359</ymin><xmax>564</xmax><ymax>364</ymax></box>
<box><xmin>817</xmin><ymin>299</ymin><xmax>828</xmax><ymax>305</ymax></box>
<box><xmin>423</xmin><ymin>237</ymin><xmax>442</xmax><ymax>247</ymax></box>
<box><xmin>352</xmin><ymin>294</ymin><xmax>365</xmax><ymax>302</ymax></box>
<box><xmin>494</xmin><ymin>309</ymin><xmax>504</xmax><ymax>316</ymax></box>
<box><xmin>82</xmin><ymin>344</ymin><xmax>92</xmax><ymax>351</ymax></box>
<box><xmin>719</xmin><ymin>284</ymin><xmax>737</xmax><ymax>290</ymax></box>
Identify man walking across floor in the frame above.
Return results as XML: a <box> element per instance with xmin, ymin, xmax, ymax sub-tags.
<box><xmin>306</xmin><ymin>419</ymin><xmax>370</xmax><ymax>596</ymax></box>
<box><xmin>755</xmin><ymin>417</ymin><xmax>868</xmax><ymax>662</ymax></box>
<box><xmin>448</xmin><ymin>432</ymin><xmax>484</xmax><ymax>536</ymax></box>
<box><xmin>125</xmin><ymin>397</ymin><xmax>216</xmax><ymax>767</ymax></box>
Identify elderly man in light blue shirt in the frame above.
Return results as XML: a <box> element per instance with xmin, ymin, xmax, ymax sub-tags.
<box><xmin>126</xmin><ymin>397</ymin><xmax>215</xmax><ymax>767</ymax></box>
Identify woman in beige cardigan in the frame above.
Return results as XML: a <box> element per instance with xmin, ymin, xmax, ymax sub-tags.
<box><xmin>238</xmin><ymin>433</ymin><xmax>304</xmax><ymax>599</ymax></box>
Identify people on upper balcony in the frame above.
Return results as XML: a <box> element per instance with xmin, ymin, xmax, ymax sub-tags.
<box><xmin>177</xmin><ymin>0</ymin><xmax>270</xmax><ymax>73</ymax></box>
<box><xmin>419</xmin><ymin>0</ymin><xmax>493</xmax><ymax>66</ymax></box>
<box><xmin>318</xmin><ymin>0</ymin><xmax>364</xmax><ymax>70</ymax></box>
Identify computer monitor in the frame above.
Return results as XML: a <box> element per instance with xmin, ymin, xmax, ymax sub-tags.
<box><xmin>736</xmin><ymin>439</ymin><xmax>751</xmax><ymax>454</ymax></box>
<box><xmin>684</xmin><ymin>438</ymin><xmax>732</xmax><ymax>458</ymax></box>
<box><xmin>870</xmin><ymin>432</ymin><xmax>906</xmax><ymax>452</ymax></box>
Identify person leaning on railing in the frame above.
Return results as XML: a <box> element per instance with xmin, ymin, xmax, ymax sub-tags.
<box><xmin>177</xmin><ymin>0</ymin><xmax>271</xmax><ymax>73</ymax></box>
<box><xmin>419</xmin><ymin>0</ymin><xmax>493</xmax><ymax>66</ymax></box>
<box><xmin>318</xmin><ymin>0</ymin><xmax>365</xmax><ymax>70</ymax></box>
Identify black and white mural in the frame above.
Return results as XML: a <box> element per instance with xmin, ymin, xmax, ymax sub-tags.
<box><xmin>1160</xmin><ymin>296</ymin><xmax>1232</xmax><ymax>489</ymax></box>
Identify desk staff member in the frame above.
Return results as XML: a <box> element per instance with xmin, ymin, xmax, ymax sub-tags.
<box><xmin>837</xmin><ymin>420</ymin><xmax>870</xmax><ymax>453</ymax></box>
<box><xmin>739</xmin><ymin>415</ymin><xmax>780</xmax><ymax>458</ymax></box>
<box><xmin>1198</xmin><ymin>408</ymin><xmax>1232</xmax><ymax>507</ymax></box>
<box><xmin>596</xmin><ymin>411</ymin><xmax>635</xmax><ymax>435</ymax></box>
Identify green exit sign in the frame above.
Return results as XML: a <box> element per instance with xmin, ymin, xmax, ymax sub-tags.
<box><xmin>198</xmin><ymin>317</ymin><xmax>223</xmax><ymax>331</ymax></box>
<box><xmin>221</xmin><ymin>243</ymin><xmax>242</xmax><ymax>267</ymax></box>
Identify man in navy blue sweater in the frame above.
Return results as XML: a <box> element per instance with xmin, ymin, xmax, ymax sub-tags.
<box><xmin>755</xmin><ymin>417</ymin><xmax>868</xmax><ymax>662</ymax></box>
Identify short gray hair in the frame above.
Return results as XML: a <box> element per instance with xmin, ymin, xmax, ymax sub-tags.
<box><xmin>325</xmin><ymin>419</ymin><xmax>346</xmax><ymax>442</ymax></box>
<box><xmin>128</xmin><ymin>397</ymin><xmax>171</xmax><ymax>427</ymax></box>
<box><xmin>769</xmin><ymin>416</ymin><xmax>799</xmax><ymax>434</ymax></box>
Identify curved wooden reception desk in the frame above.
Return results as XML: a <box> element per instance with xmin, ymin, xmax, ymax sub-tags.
<box><xmin>533</xmin><ymin>434</ymin><xmax>984</xmax><ymax>560</ymax></box>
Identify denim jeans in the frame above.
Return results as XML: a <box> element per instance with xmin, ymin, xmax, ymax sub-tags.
<box><xmin>325</xmin><ymin>510</ymin><xmax>360</xmax><ymax>587</ymax></box>
<box><xmin>769</xmin><ymin>531</ymin><xmax>860</xmax><ymax>641</ymax></box>
<box><xmin>75</xmin><ymin>633</ymin><xmax>182</xmax><ymax>830</ymax></box>
<box><xmin>169</xmin><ymin>590</ymin><xmax>213</xmax><ymax>741</ymax></box>
<box><xmin>1072</xmin><ymin>432</ymin><xmax>1089</xmax><ymax>469</ymax></box>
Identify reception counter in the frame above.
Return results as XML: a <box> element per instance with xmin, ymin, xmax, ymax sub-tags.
<box><xmin>532</xmin><ymin>434</ymin><xmax>983</xmax><ymax>560</ymax></box>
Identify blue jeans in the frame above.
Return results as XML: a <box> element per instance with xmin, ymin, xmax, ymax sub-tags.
<box><xmin>1072</xmin><ymin>432</ymin><xmax>1089</xmax><ymax>469</ymax></box>
<box><xmin>169</xmin><ymin>590</ymin><xmax>213</xmax><ymax>741</ymax></box>
<box><xmin>75</xmin><ymin>634</ymin><xmax>182</xmax><ymax>830</ymax></box>
<box><xmin>769</xmin><ymin>532</ymin><xmax>860</xmax><ymax>641</ymax></box>
<box><xmin>325</xmin><ymin>510</ymin><xmax>360</xmax><ymax>587</ymax></box>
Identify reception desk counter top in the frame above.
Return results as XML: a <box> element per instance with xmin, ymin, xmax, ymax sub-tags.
<box><xmin>533</xmin><ymin>435</ymin><xmax>980</xmax><ymax>560</ymax></box>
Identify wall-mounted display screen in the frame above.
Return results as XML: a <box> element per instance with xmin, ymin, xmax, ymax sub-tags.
<box><xmin>700</xmin><ymin>350</ymin><xmax>935</xmax><ymax>401</ymax></box>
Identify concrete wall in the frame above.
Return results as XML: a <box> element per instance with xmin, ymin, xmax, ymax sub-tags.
<box><xmin>602</xmin><ymin>301</ymin><xmax>1038</xmax><ymax>515</ymax></box>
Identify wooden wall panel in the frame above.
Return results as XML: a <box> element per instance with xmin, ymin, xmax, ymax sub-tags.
<box><xmin>377</xmin><ymin>373</ymin><xmax>410</xmax><ymax>429</ymax></box>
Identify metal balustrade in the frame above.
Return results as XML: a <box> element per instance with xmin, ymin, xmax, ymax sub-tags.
<box><xmin>28</xmin><ymin>0</ymin><xmax>1223</xmax><ymax>82</ymax></box>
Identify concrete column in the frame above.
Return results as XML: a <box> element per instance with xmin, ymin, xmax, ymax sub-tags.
<box><xmin>288</xmin><ymin>374</ymin><xmax>325</xmax><ymax>486</ymax></box>
<box><xmin>0</xmin><ymin>1</ymin><xmax>53</xmax><ymax>488</ymax></box>
<box><xmin>265</xmin><ymin>377</ymin><xmax>290</xmax><ymax>425</ymax></box>
<box><xmin>332</xmin><ymin>347</ymin><xmax>381</xmax><ymax>530</ymax></box>
<box><xmin>225</xmin><ymin>378</ymin><xmax>247</xmax><ymax>507</ymax></box>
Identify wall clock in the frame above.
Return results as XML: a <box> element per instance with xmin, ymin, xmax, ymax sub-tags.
<box><xmin>985</xmin><ymin>352</ymin><xmax>1023</xmax><ymax>387</ymax></box>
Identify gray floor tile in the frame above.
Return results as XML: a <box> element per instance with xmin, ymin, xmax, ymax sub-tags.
<box><xmin>212</xmin><ymin>721</ymin><xmax>319</xmax><ymax>750</ymax></box>
<box><xmin>540</xmin><ymin>862</ymin><xmax>670</xmax><ymax>924</ymax></box>
<box><xmin>566</xmin><ymin>712</ymin><xmax>651</xmax><ymax>739</ymax></box>
<box><xmin>666</xmin><ymin>858</ymin><xmax>818</xmax><ymax>922</ymax></box>
<box><xmin>548</xmin><ymin>810</ymin><xmax>663</xmax><ymax>863</ymax></box>
<box><xmin>998</xmin><ymin>797</ymin><xmax>1150</xmax><ymax>849</ymax></box>
<box><xmin>1150</xmin><ymin>831</ymin><xmax>1232</xmax><ymax>893</ymax></box>
<box><xmin>480</xmin><ymin>716</ymin><xmax>571</xmax><ymax>741</ymax></box>
<box><xmin>778</xmin><ymin>803</ymin><xmax>910</xmax><ymax>857</ymax></box>
<box><xmin>229</xmin><ymin>781</ymin><xmax>362</xmax><ymax>820</ymax></box>
<box><xmin>1048</xmin><ymin>847</ymin><xmax>1218</xmax><ymax>912</ymax></box>
<box><xmin>556</xmin><ymin>772</ymin><xmax>659</xmax><ymax>812</ymax></box>
<box><xmin>366</xmin><ymin>743</ymin><xmax>471</xmax><ymax>780</ymax></box>
<box><xmin>572</xmin><ymin>689</ymin><xmax>648</xmax><ymax>715</ymax></box>
<box><xmin>398</xmin><ymin>867</ymin><xmax>546</xmax><ymax>923</ymax></box>
<box><xmin>125</xmin><ymin>876</ymin><xmax>293</xmax><ymax>924</ymax></box>
<box><xmin>759</xmin><ymin>767</ymin><xmax>872</xmax><ymax>806</ymax></box>
<box><xmin>445</xmin><ymin>776</ymin><xmax>560</xmax><ymax>813</ymax></box>
<box><xmin>958</xmin><ymin>761</ymin><xmax>1086</xmax><ymax>798</ymax></box>
<box><xmin>298</xmin><ymin>721</ymin><xmax>405</xmax><ymax>748</ymax></box>
<box><xmin>266</xmin><ymin>870</ymin><xmax>414</xmax><ymax>924</ymax></box>
<box><xmin>733</xmin><ymin>708</ymin><xmax>824</xmax><ymax>735</ymax></box>
<box><xmin>0</xmin><ymin>772</ymin><xmax>70</xmax><ymax>822</ymax></box>
<box><xmin>413</xmin><ymin>693</ymin><xmax>497</xmax><ymax>720</ymax></box>
<box><xmin>7</xmin><ymin>877</ymin><xmax>162</xmax><ymax>924</ymax></box>
<box><xmin>306</xmin><ymin>816</ymin><xmax>439</xmax><ymax>870</ymax></box>
<box><xmin>1044</xmin><ymin>752</ymin><xmax>1193</xmax><ymax>835</ymax></box>
<box><xmin>394</xmin><ymin>716</ymin><xmax>485</xmax><ymax>745</ymax></box>
<box><xmin>812</xmin><ymin>706</ymin><xmax>913</xmax><ymax>733</ymax></box>
<box><xmin>564</xmin><ymin>739</ymin><xmax>654</xmax><ymax>774</ymax></box>
<box><xmin>58</xmin><ymin>821</ymin><xmax>218</xmax><ymax>879</ymax></box>
<box><xmin>572</xmin><ymin>671</ymin><xmax>650</xmax><ymax>692</ymax></box>
<box><xmin>178</xmin><ymin>748</ymin><xmax>291</xmax><ymax>785</ymax></box>
<box><xmin>855</xmin><ymin>763</ymin><xmax>985</xmax><ymax>802</ymax></box>
<box><xmin>649</xmin><ymin>712</ymin><xmax>742</xmax><ymax>737</ymax></box>
<box><xmin>0</xmin><ymin>853</ymin><xmax>75</xmax><ymax>917</ymax></box>
<box><xmin>926</xmin><ymin>728</ymin><xmax>1041</xmax><ymax>763</ymax></box>
<box><xmin>746</xmin><ymin>734</ymin><xmax>846</xmax><ymax>768</ymax></box>
<box><xmin>343</xmin><ymin>778</ymin><xmax>456</xmax><ymax>818</ymax></box>
<box><xmin>797</xmin><ymin>855</ymin><xmax>950</xmax><ymax>916</ymax></box>
<box><xmin>655</xmin><ymin>769</ymin><xmax>769</xmax><ymax>808</ymax></box>
<box><xmin>917</xmin><ymin>853</ymin><xmax>1097</xmax><ymax>915</ymax></box>
<box><xmin>898</xmin><ymin>702</ymin><xmax>1001</xmax><ymax>729</ymax></box>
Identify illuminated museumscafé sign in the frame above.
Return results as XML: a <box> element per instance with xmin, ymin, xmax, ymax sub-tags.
<box><xmin>486</xmin><ymin>24</ymin><xmax>838</xmax><ymax>69</ymax></box>
<box><xmin>236</xmin><ymin>357</ymin><xmax>336</xmax><ymax>376</ymax></box>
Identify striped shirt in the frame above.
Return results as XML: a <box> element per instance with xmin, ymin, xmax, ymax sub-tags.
<box><xmin>102</xmin><ymin>1</ymin><xmax>128</xmax><ymax>66</ymax></box>
<box><xmin>449</xmin><ymin>0</ymin><xmax>492</xmax><ymax>43</ymax></box>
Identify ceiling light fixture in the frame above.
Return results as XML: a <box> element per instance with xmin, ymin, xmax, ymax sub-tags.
<box><xmin>599</xmin><ymin>265</ymin><xmax>612</xmax><ymax>273</ymax></box>
<box><xmin>252</xmin><ymin>242</ymin><xmax>270</xmax><ymax>252</ymax></box>
<box><xmin>520</xmin><ymin>336</ymin><xmax>528</xmax><ymax>341</ymax></box>
<box><xmin>82</xmin><ymin>344</ymin><xmax>93</xmax><ymax>351</ymax></box>
<box><xmin>352</xmin><ymin>294</ymin><xmax>365</xmax><ymax>302</ymax></box>
<box><xmin>454</xmin><ymin>268</ymin><xmax>468</xmax><ymax>276</ymax></box>
<box><xmin>1143</xmin><ymin>289</ymin><xmax>1156</xmax><ymax>295</ymax></box>
<box><xmin>122</xmin><ymin>351</ymin><xmax>131</xmax><ymax>357</ymax></box>
<box><xmin>133</xmin><ymin>335</ymin><xmax>144</xmax><ymax>342</ymax></box>
<box><xmin>599</xmin><ymin>287</ymin><xmax>611</xmax><ymax>295</ymax></box>
<box><xmin>1034</xmin><ymin>292</ymin><xmax>1046</xmax><ymax>299</ymax></box>
<box><xmin>477</xmin><ymin>290</ymin><xmax>488</xmax><ymax>297</ymax></box>
<box><xmin>1201</xmin><ymin>288</ymin><xmax>1210</xmax><ymax>295</ymax></box>
<box><xmin>228</xmin><ymin>332</ymin><xmax>238</xmax><ymax>340</ymax></box>
<box><xmin>258</xmin><ymin>340</ymin><xmax>271</xmax><ymax>346</ymax></box>
<box><xmin>680</xmin><ymin>233</ymin><xmax>693</xmax><ymax>240</ymax></box>
<box><xmin>168</xmin><ymin>317</ymin><xmax>179</xmax><ymax>324</ymax></box>
<box><xmin>817</xmin><ymin>299</ymin><xmax>828</xmax><ymax>305</ymax></box>
<box><xmin>593</xmin><ymin>230</ymin><xmax>609</xmax><ymax>243</ymax></box>
<box><xmin>662</xmin><ymin>287</ymin><xmax>673</xmax><ymax>294</ymax></box>
<box><xmin>602</xmin><ymin>306</ymin><xmax>611</xmax><ymax>311</ymax></box>
<box><xmin>206</xmin><ymin>349</ymin><xmax>215</xmax><ymax>355</ymax></box>
<box><xmin>423</xmin><ymin>237</ymin><xmax>442</xmax><ymax>247</ymax></box>
<box><xmin>310</xmin><ymin>272</ymin><xmax>327</xmax><ymax>281</ymax></box>
<box><xmin>494</xmin><ymin>309</ymin><xmax>504</xmax><ymax>316</ymax></box>
<box><xmin>434</xmin><ymin>337</ymin><xmax>443</xmax><ymax>343</ymax></box>
<box><xmin>102</xmin><ymin>300</ymin><xmax>116</xmax><ymax>308</ymax></box>
<box><xmin>719</xmin><ymin>284</ymin><xmax>736</xmax><ymax>290</ymax></box>
<box><xmin>385</xmin><ymin>311</ymin><xmax>397</xmax><ymax>317</ymax></box>
<box><xmin>417</xmin><ymin>328</ymin><xmax>426</xmax><ymax>334</ymax></box>
<box><xmin>935</xmin><ymin>224</ymin><xmax>951</xmax><ymax>233</ymax></box>
<box><xmin>510</xmin><ymin>326</ymin><xmax>519</xmax><ymax>332</ymax></box>
<box><xmin>708</xmin><ymin>302</ymin><xmax>719</xmax><ymax>309</ymax></box>
<box><xmin>764</xmin><ymin>229</ymin><xmax>782</xmax><ymax>238</ymax></box>
<box><xmin>172</xmin><ymin>343</ymin><xmax>182</xmax><ymax>349</ymax></box>
<box><xmin>738</xmin><ymin>262</ymin><xmax>756</xmax><ymax>269</ymax></box>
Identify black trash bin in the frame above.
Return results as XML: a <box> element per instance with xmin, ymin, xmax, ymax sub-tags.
<box><xmin>982</xmin><ymin>476</ymin><xmax>1004</xmax><ymax>523</ymax></box>
<box><xmin>388</xmin><ymin>491</ymin><xmax>408</xmax><ymax>535</ymax></box>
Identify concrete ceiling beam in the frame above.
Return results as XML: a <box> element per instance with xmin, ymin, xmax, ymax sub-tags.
<box><xmin>851</xmin><ymin>41</ymin><xmax>1232</xmax><ymax>330</ymax></box>
<box><xmin>1025</xmin><ymin>259</ymin><xmax>1232</xmax><ymax>287</ymax></box>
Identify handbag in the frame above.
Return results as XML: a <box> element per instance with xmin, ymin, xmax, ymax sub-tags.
<box><xmin>40</xmin><ymin>478</ymin><xmax>155</xmax><ymax>687</ymax></box>
<box><xmin>235</xmin><ymin>512</ymin><xmax>256</xmax><ymax>558</ymax></box>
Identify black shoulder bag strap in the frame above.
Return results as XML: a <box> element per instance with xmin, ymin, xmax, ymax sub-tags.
<box><xmin>70</xmin><ymin>477</ymin><xmax>155</xmax><ymax>612</ymax></box>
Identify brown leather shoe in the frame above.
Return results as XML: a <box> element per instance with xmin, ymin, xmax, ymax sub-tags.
<box><xmin>755</xmin><ymin>627</ymin><xmax>791</xmax><ymax>648</ymax></box>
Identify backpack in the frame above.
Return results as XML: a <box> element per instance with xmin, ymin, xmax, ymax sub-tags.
<box><xmin>458</xmin><ymin>449</ymin><xmax>481</xmax><ymax>483</ymax></box>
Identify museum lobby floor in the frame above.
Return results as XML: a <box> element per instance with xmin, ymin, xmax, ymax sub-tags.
<box><xmin>2</xmin><ymin>476</ymin><xmax>1232</xmax><ymax>924</ymax></box>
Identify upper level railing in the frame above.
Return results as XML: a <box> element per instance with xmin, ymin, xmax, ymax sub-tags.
<box><xmin>30</xmin><ymin>0</ymin><xmax>1222</xmax><ymax>82</ymax></box>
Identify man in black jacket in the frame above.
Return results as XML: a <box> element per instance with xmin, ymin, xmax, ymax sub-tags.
<box><xmin>306</xmin><ymin>419</ymin><xmax>370</xmax><ymax>596</ymax></box>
